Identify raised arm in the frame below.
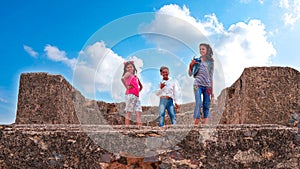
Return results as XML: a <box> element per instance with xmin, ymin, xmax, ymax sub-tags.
<box><xmin>138</xmin><ymin>78</ymin><xmax>143</xmax><ymax>92</ymax></box>
<box><xmin>121</xmin><ymin>72</ymin><xmax>130</xmax><ymax>88</ymax></box>
<box><xmin>188</xmin><ymin>59</ymin><xmax>196</xmax><ymax>76</ymax></box>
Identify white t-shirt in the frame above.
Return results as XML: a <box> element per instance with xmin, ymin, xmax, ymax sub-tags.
<box><xmin>155</xmin><ymin>78</ymin><xmax>177</xmax><ymax>103</ymax></box>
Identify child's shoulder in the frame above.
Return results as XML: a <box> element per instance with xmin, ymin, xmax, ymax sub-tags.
<box><xmin>122</xmin><ymin>72</ymin><xmax>132</xmax><ymax>78</ymax></box>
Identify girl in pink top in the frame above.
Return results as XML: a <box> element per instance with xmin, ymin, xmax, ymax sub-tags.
<box><xmin>121</xmin><ymin>61</ymin><xmax>143</xmax><ymax>126</ymax></box>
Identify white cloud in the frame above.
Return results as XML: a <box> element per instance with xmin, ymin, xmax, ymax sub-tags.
<box><xmin>49</xmin><ymin>4</ymin><xmax>276</xmax><ymax>103</ymax></box>
<box><xmin>240</xmin><ymin>0</ymin><xmax>264</xmax><ymax>4</ymax></box>
<box><xmin>140</xmin><ymin>4</ymin><xmax>224</xmax><ymax>51</ymax></box>
<box><xmin>44</xmin><ymin>44</ymin><xmax>77</xmax><ymax>69</ymax></box>
<box><xmin>139</xmin><ymin>82</ymin><xmax>154</xmax><ymax>105</ymax></box>
<box><xmin>279</xmin><ymin>0</ymin><xmax>300</xmax><ymax>26</ymax></box>
<box><xmin>44</xmin><ymin>44</ymin><xmax>66</xmax><ymax>61</ymax></box>
<box><xmin>176</xmin><ymin>74</ymin><xmax>194</xmax><ymax>103</ymax></box>
<box><xmin>74</xmin><ymin>41</ymin><xmax>125</xmax><ymax>96</ymax></box>
<box><xmin>215</xmin><ymin>20</ymin><xmax>276</xmax><ymax>86</ymax></box>
<box><xmin>202</xmin><ymin>13</ymin><xmax>225</xmax><ymax>35</ymax></box>
<box><xmin>23</xmin><ymin>45</ymin><xmax>38</xmax><ymax>58</ymax></box>
<box><xmin>0</xmin><ymin>97</ymin><xmax>7</xmax><ymax>103</ymax></box>
<box><xmin>49</xmin><ymin>41</ymin><xmax>148</xmax><ymax>104</ymax></box>
<box><xmin>240</xmin><ymin>0</ymin><xmax>252</xmax><ymax>3</ymax></box>
<box><xmin>142</xmin><ymin>4</ymin><xmax>276</xmax><ymax>87</ymax></box>
<box><xmin>279</xmin><ymin>0</ymin><xmax>289</xmax><ymax>8</ymax></box>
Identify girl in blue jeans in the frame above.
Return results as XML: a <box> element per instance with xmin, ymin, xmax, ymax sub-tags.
<box><xmin>188</xmin><ymin>43</ymin><xmax>214</xmax><ymax>125</ymax></box>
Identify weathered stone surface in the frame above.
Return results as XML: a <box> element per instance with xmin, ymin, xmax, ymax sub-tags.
<box><xmin>0</xmin><ymin>124</ymin><xmax>298</xmax><ymax>168</ymax></box>
<box><xmin>9</xmin><ymin>68</ymin><xmax>300</xmax><ymax>168</ymax></box>
<box><xmin>218</xmin><ymin>67</ymin><xmax>300</xmax><ymax>125</ymax></box>
<box><xmin>15</xmin><ymin>73</ymin><xmax>79</xmax><ymax>124</ymax></box>
<box><xmin>15</xmin><ymin>67</ymin><xmax>300</xmax><ymax>126</ymax></box>
<box><xmin>15</xmin><ymin>72</ymin><xmax>195</xmax><ymax>126</ymax></box>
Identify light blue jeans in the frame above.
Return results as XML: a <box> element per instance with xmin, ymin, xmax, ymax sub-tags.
<box><xmin>193</xmin><ymin>85</ymin><xmax>211</xmax><ymax>119</ymax></box>
<box><xmin>158</xmin><ymin>98</ymin><xmax>176</xmax><ymax>127</ymax></box>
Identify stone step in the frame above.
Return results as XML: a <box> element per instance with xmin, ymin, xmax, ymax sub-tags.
<box><xmin>0</xmin><ymin>124</ymin><xmax>299</xmax><ymax>168</ymax></box>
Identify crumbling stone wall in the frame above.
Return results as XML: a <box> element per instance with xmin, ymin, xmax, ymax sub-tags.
<box><xmin>15</xmin><ymin>73</ymin><xmax>194</xmax><ymax>126</ymax></box>
<box><xmin>15</xmin><ymin>67</ymin><xmax>300</xmax><ymax>126</ymax></box>
<box><xmin>6</xmin><ymin>68</ymin><xmax>300</xmax><ymax>168</ymax></box>
<box><xmin>15</xmin><ymin>73</ymin><xmax>79</xmax><ymax>124</ymax></box>
<box><xmin>219</xmin><ymin>67</ymin><xmax>300</xmax><ymax>125</ymax></box>
<box><xmin>0</xmin><ymin>125</ymin><xmax>299</xmax><ymax>168</ymax></box>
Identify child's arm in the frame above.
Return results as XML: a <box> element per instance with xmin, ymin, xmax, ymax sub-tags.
<box><xmin>138</xmin><ymin>78</ymin><xmax>143</xmax><ymax>92</ymax></box>
<box><xmin>173</xmin><ymin>81</ymin><xmax>179</xmax><ymax>109</ymax></box>
<box><xmin>155</xmin><ymin>82</ymin><xmax>162</xmax><ymax>96</ymax></box>
<box><xmin>121</xmin><ymin>72</ymin><xmax>130</xmax><ymax>88</ymax></box>
<box><xmin>188</xmin><ymin>60</ymin><xmax>196</xmax><ymax>76</ymax></box>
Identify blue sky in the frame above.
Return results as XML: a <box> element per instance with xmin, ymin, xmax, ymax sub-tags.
<box><xmin>1</xmin><ymin>0</ymin><xmax>300</xmax><ymax>124</ymax></box>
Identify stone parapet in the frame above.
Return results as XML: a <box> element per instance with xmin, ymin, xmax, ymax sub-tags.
<box><xmin>15</xmin><ymin>67</ymin><xmax>300</xmax><ymax>126</ymax></box>
<box><xmin>218</xmin><ymin>67</ymin><xmax>300</xmax><ymax>125</ymax></box>
<box><xmin>0</xmin><ymin>124</ymin><xmax>299</xmax><ymax>168</ymax></box>
<box><xmin>15</xmin><ymin>73</ymin><xmax>79</xmax><ymax>124</ymax></box>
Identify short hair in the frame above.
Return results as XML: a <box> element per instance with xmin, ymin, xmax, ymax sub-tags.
<box><xmin>160</xmin><ymin>66</ymin><xmax>169</xmax><ymax>72</ymax></box>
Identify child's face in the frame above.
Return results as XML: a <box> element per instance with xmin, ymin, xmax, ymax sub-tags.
<box><xmin>160</xmin><ymin>69</ymin><xmax>169</xmax><ymax>79</ymax></box>
<box><xmin>126</xmin><ymin>64</ymin><xmax>134</xmax><ymax>74</ymax></box>
<box><xmin>199</xmin><ymin>45</ymin><xmax>207</xmax><ymax>56</ymax></box>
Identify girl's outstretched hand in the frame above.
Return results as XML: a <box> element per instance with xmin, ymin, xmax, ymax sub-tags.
<box><xmin>189</xmin><ymin>60</ymin><xmax>196</xmax><ymax>70</ymax></box>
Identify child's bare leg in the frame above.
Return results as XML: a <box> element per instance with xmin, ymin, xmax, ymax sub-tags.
<box><xmin>125</xmin><ymin>112</ymin><xmax>131</xmax><ymax>125</ymax></box>
<box><xmin>194</xmin><ymin>118</ymin><xmax>199</xmax><ymax>125</ymax></box>
<box><xmin>136</xmin><ymin>111</ymin><xmax>142</xmax><ymax>126</ymax></box>
<box><xmin>202</xmin><ymin>118</ymin><xmax>209</xmax><ymax>124</ymax></box>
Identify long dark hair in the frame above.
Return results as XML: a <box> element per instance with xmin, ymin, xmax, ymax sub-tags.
<box><xmin>122</xmin><ymin>61</ymin><xmax>137</xmax><ymax>76</ymax></box>
<box><xmin>200</xmin><ymin>43</ymin><xmax>214</xmax><ymax>62</ymax></box>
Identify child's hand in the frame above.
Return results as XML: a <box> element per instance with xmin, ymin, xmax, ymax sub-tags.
<box><xmin>126</xmin><ymin>85</ymin><xmax>132</xmax><ymax>89</ymax></box>
<box><xmin>206</xmin><ymin>87</ymin><xmax>211</xmax><ymax>95</ymax></box>
<box><xmin>175</xmin><ymin>103</ymin><xmax>179</xmax><ymax>109</ymax></box>
<box><xmin>189</xmin><ymin>60</ymin><xmax>196</xmax><ymax>70</ymax></box>
<box><xmin>160</xmin><ymin>82</ymin><xmax>166</xmax><ymax>89</ymax></box>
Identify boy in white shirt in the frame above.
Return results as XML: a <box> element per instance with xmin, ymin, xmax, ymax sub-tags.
<box><xmin>156</xmin><ymin>66</ymin><xmax>179</xmax><ymax>127</ymax></box>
